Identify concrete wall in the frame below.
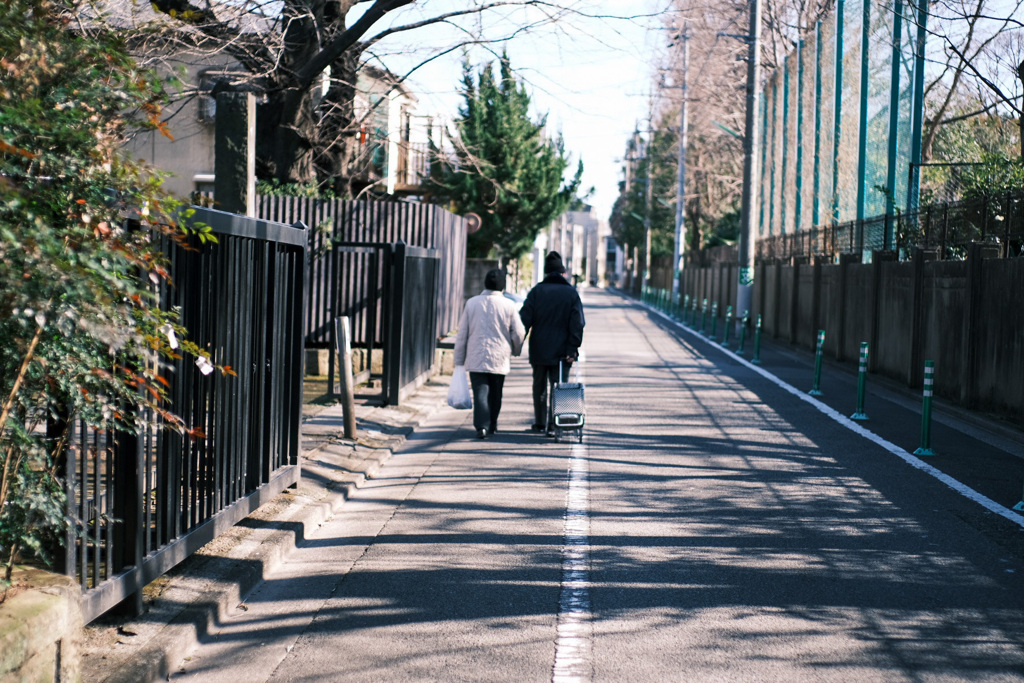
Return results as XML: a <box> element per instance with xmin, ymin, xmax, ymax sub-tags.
<box><xmin>680</xmin><ymin>246</ymin><xmax>1024</xmax><ymax>422</ymax></box>
<box><xmin>464</xmin><ymin>258</ymin><xmax>500</xmax><ymax>302</ymax></box>
<box><xmin>0</xmin><ymin>568</ymin><xmax>82</xmax><ymax>682</ymax></box>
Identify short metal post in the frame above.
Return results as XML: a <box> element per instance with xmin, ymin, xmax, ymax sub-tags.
<box><xmin>690</xmin><ymin>297</ymin><xmax>698</xmax><ymax>326</ymax></box>
<box><xmin>722</xmin><ymin>305</ymin><xmax>733</xmax><ymax>347</ymax></box>
<box><xmin>682</xmin><ymin>294</ymin><xmax>690</xmax><ymax>323</ymax></box>
<box><xmin>709</xmin><ymin>301</ymin><xmax>719</xmax><ymax>339</ymax></box>
<box><xmin>700</xmin><ymin>298</ymin><xmax>708</xmax><ymax>333</ymax></box>
<box><xmin>1013</xmin><ymin>482</ymin><xmax>1024</xmax><ymax>512</ymax></box>
<box><xmin>336</xmin><ymin>316</ymin><xmax>358</xmax><ymax>439</ymax></box>
<box><xmin>752</xmin><ymin>314</ymin><xmax>763</xmax><ymax>364</ymax></box>
<box><xmin>809</xmin><ymin>329</ymin><xmax>825</xmax><ymax>395</ymax></box>
<box><xmin>914</xmin><ymin>360</ymin><xmax>936</xmax><ymax>455</ymax></box>
<box><xmin>737</xmin><ymin>310</ymin><xmax>749</xmax><ymax>355</ymax></box>
<box><xmin>851</xmin><ymin>342</ymin><xmax>869</xmax><ymax>420</ymax></box>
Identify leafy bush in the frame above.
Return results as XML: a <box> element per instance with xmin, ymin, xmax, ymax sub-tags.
<box><xmin>0</xmin><ymin>0</ymin><xmax>212</xmax><ymax>592</ymax></box>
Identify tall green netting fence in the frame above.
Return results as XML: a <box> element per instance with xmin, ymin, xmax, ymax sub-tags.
<box><xmin>757</xmin><ymin>0</ymin><xmax>923</xmax><ymax>255</ymax></box>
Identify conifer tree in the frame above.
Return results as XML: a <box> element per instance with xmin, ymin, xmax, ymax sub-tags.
<box><xmin>432</xmin><ymin>55</ymin><xmax>583</xmax><ymax>259</ymax></box>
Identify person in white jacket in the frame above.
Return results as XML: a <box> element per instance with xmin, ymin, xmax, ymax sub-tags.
<box><xmin>453</xmin><ymin>268</ymin><xmax>527</xmax><ymax>439</ymax></box>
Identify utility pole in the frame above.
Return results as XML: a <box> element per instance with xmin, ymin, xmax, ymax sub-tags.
<box><xmin>673</xmin><ymin>24</ymin><xmax>690</xmax><ymax>297</ymax></box>
<box><xmin>736</xmin><ymin>0</ymin><xmax>763</xmax><ymax>326</ymax></box>
<box><xmin>643</xmin><ymin>111</ymin><xmax>654</xmax><ymax>289</ymax></box>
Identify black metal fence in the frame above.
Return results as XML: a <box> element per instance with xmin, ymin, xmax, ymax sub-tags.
<box><xmin>327</xmin><ymin>242</ymin><xmax>439</xmax><ymax>405</ymax></box>
<box><xmin>256</xmin><ymin>196</ymin><xmax>466</xmax><ymax>346</ymax></box>
<box><xmin>63</xmin><ymin>207</ymin><xmax>308</xmax><ymax>623</ymax></box>
<box><xmin>756</xmin><ymin>190</ymin><xmax>1024</xmax><ymax>262</ymax></box>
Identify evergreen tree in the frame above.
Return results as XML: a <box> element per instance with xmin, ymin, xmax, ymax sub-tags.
<box><xmin>432</xmin><ymin>55</ymin><xmax>583</xmax><ymax>259</ymax></box>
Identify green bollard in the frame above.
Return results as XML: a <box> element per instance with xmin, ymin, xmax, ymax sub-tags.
<box><xmin>691</xmin><ymin>298</ymin><xmax>699</xmax><ymax>326</ymax></box>
<box><xmin>913</xmin><ymin>361</ymin><xmax>936</xmax><ymax>455</ymax></box>
<box><xmin>737</xmin><ymin>310</ymin><xmax>749</xmax><ymax>355</ymax></box>
<box><xmin>1013</xmin><ymin>482</ymin><xmax>1024</xmax><ymax>512</ymax></box>
<box><xmin>682</xmin><ymin>294</ymin><xmax>690</xmax><ymax>324</ymax></box>
<box><xmin>709</xmin><ymin>301</ymin><xmax>719</xmax><ymax>339</ymax></box>
<box><xmin>850</xmin><ymin>342</ymin><xmax>869</xmax><ymax>420</ymax></box>
<box><xmin>700</xmin><ymin>298</ymin><xmax>708</xmax><ymax>334</ymax></box>
<box><xmin>752</xmin><ymin>314</ymin><xmax>763</xmax><ymax>364</ymax></box>
<box><xmin>808</xmin><ymin>329</ymin><xmax>826</xmax><ymax>396</ymax></box>
<box><xmin>722</xmin><ymin>305</ymin><xmax>733</xmax><ymax>347</ymax></box>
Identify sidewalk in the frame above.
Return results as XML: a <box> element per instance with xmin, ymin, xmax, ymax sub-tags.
<box><xmin>80</xmin><ymin>375</ymin><xmax>453</xmax><ymax>683</ymax></box>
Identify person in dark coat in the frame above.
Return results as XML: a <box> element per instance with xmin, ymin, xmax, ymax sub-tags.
<box><xmin>519</xmin><ymin>251</ymin><xmax>585</xmax><ymax>434</ymax></box>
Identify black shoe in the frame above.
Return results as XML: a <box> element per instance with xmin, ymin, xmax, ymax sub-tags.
<box><xmin>530</xmin><ymin>423</ymin><xmax>545</xmax><ymax>433</ymax></box>
<box><xmin>546</xmin><ymin>428</ymin><xmax>556</xmax><ymax>437</ymax></box>
<box><xmin>489</xmin><ymin>425</ymin><xmax>498</xmax><ymax>434</ymax></box>
<box><xmin>476</xmin><ymin>428</ymin><xmax>488</xmax><ymax>439</ymax></box>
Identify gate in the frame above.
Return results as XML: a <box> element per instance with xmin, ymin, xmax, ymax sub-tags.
<box><xmin>327</xmin><ymin>242</ymin><xmax>439</xmax><ymax>405</ymax></box>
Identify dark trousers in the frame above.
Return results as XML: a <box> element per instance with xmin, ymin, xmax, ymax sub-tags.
<box><xmin>531</xmin><ymin>362</ymin><xmax>572</xmax><ymax>427</ymax></box>
<box><xmin>469</xmin><ymin>372</ymin><xmax>505</xmax><ymax>432</ymax></box>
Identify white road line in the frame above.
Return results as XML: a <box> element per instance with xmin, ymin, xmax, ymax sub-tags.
<box><xmin>642</xmin><ymin>301</ymin><xmax>1024</xmax><ymax>529</ymax></box>
<box><xmin>553</xmin><ymin>352</ymin><xmax>592</xmax><ymax>683</ymax></box>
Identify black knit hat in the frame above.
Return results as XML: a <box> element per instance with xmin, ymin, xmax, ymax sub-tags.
<box><xmin>484</xmin><ymin>268</ymin><xmax>505</xmax><ymax>291</ymax></box>
<box><xmin>544</xmin><ymin>251</ymin><xmax>565</xmax><ymax>274</ymax></box>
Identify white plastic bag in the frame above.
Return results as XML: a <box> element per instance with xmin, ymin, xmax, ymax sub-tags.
<box><xmin>447</xmin><ymin>365</ymin><xmax>473</xmax><ymax>409</ymax></box>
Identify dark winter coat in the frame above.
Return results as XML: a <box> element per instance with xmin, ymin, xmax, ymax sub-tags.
<box><xmin>519</xmin><ymin>273</ymin><xmax>585</xmax><ymax>366</ymax></box>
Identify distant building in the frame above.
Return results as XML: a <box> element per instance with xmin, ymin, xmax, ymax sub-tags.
<box><xmin>535</xmin><ymin>206</ymin><xmax>612</xmax><ymax>288</ymax></box>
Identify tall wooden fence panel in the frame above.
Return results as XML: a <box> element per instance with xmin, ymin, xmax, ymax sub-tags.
<box><xmin>257</xmin><ymin>197</ymin><xmax>466</xmax><ymax>348</ymax></box>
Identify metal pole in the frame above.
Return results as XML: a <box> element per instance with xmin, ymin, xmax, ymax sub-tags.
<box><xmin>710</xmin><ymin>301</ymin><xmax>719</xmax><ymax>340</ymax></box>
<box><xmin>722</xmin><ymin>305</ymin><xmax>733</xmax><ymax>347</ymax></box>
<box><xmin>337</xmin><ymin>317</ymin><xmax>358</xmax><ymax>439</ymax></box>
<box><xmin>884</xmin><ymin>0</ymin><xmax>905</xmax><ymax>250</ymax></box>
<box><xmin>914</xmin><ymin>360</ymin><xmax>936</xmax><ymax>455</ymax></box>
<box><xmin>809</xmin><ymin>329</ymin><xmax>826</xmax><ymax>395</ymax></box>
<box><xmin>701</xmin><ymin>298</ymin><xmax>709</xmax><ymax>334</ymax></box>
<box><xmin>738</xmin><ymin>309</ymin><xmax>750</xmax><ymax>354</ymax></box>
<box><xmin>673</xmin><ymin>25</ymin><xmax>690</xmax><ymax>297</ymax></box>
<box><xmin>736</xmin><ymin>0</ymin><xmax>763</xmax><ymax>332</ymax></box>
<box><xmin>752</xmin><ymin>313</ymin><xmax>763</xmax><ymax>364</ymax></box>
<box><xmin>851</xmin><ymin>341</ymin><xmax>869</xmax><ymax>420</ymax></box>
<box><xmin>832</xmin><ymin>0</ymin><xmax>846</xmax><ymax>225</ymax></box>
<box><xmin>907</xmin><ymin>0</ymin><xmax>929</xmax><ymax>214</ymax></box>
<box><xmin>644</xmin><ymin>115</ymin><xmax>654</xmax><ymax>289</ymax></box>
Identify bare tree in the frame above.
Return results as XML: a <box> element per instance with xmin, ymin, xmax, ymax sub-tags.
<box><xmin>93</xmin><ymin>0</ymin><xmax>633</xmax><ymax>194</ymax></box>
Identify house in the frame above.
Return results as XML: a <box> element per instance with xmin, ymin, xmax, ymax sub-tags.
<box><xmin>102</xmin><ymin>2</ymin><xmax>436</xmax><ymax>202</ymax></box>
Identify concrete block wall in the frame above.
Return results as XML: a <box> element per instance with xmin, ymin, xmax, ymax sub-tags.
<box><xmin>680</xmin><ymin>245</ymin><xmax>1024</xmax><ymax>423</ymax></box>
<box><xmin>0</xmin><ymin>568</ymin><xmax>82</xmax><ymax>682</ymax></box>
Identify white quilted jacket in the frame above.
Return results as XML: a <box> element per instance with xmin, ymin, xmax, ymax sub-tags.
<box><xmin>453</xmin><ymin>290</ymin><xmax>526</xmax><ymax>375</ymax></box>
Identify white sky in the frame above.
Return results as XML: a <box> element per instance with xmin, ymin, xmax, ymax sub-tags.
<box><xmin>361</xmin><ymin>0</ymin><xmax>672</xmax><ymax>220</ymax></box>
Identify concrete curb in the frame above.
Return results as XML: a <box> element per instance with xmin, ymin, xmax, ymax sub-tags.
<box><xmin>82</xmin><ymin>377</ymin><xmax>451</xmax><ymax>683</ymax></box>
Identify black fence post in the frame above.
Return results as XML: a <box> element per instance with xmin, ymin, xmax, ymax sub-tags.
<box><xmin>386</xmin><ymin>241</ymin><xmax>407</xmax><ymax>405</ymax></box>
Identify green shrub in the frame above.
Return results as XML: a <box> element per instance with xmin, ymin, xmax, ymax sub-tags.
<box><xmin>0</xmin><ymin>0</ymin><xmax>215</xmax><ymax>592</ymax></box>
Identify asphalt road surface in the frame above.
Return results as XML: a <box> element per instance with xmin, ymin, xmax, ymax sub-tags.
<box><xmin>171</xmin><ymin>287</ymin><xmax>1024</xmax><ymax>682</ymax></box>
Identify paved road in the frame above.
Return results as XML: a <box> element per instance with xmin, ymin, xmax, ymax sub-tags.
<box><xmin>171</xmin><ymin>288</ymin><xmax>1024</xmax><ymax>682</ymax></box>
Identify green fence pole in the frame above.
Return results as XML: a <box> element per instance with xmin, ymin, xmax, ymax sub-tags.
<box><xmin>737</xmin><ymin>310</ymin><xmax>749</xmax><ymax>355</ymax></box>
<box><xmin>851</xmin><ymin>342</ymin><xmax>869</xmax><ymax>420</ymax></box>
<box><xmin>701</xmin><ymin>298</ymin><xmax>708</xmax><ymax>334</ymax></box>
<box><xmin>682</xmin><ymin>294</ymin><xmax>690</xmax><ymax>323</ymax></box>
<box><xmin>913</xmin><ymin>360</ymin><xmax>936</xmax><ymax>455</ymax></box>
<box><xmin>722</xmin><ymin>305</ymin><xmax>733</xmax><ymax>347</ymax></box>
<box><xmin>690</xmin><ymin>297</ymin><xmax>698</xmax><ymax>326</ymax></box>
<box><xmin>752</xmin><ymin>314</ymin><xmax>763</xmax><ymax>364</ymax></box>
<box><xmin>710</xmin><ymin>301</ymin><xmax>719</xmax><ymax>339</ymax></box>
<box><xmin>809</xmin><ymin>329</ymin><xmax>826</xmax><ymax>395</ymax></box>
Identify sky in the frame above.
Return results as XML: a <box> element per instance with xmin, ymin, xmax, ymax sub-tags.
<box><xmin>360</xmin><ymin>0</ymin><xmax>673</xmax><ymax>221</ymax></box>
